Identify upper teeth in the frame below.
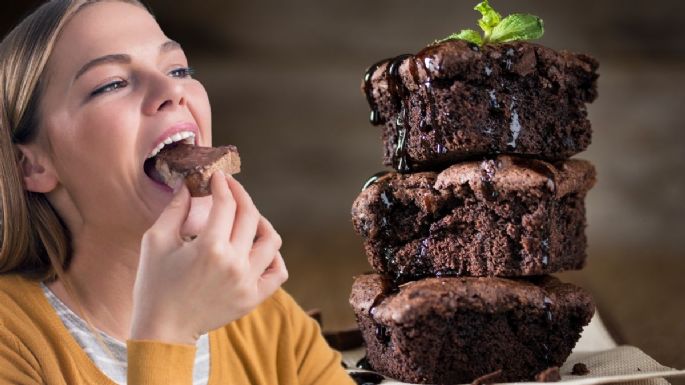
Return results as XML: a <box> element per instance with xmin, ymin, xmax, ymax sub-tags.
<box><xmin>147</xmin><ymin>131</ymin><xmax>196</xmax><ymax>159</ymax></box>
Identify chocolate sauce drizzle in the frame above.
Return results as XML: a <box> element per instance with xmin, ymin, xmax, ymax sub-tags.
<box><xmin>541</xmin><ymin>238</ymin><xmax>550</xmax><ymax>268</ymax></box>
<box><xmin>401</xmin><ymin>52</ymin><xmax>449</xmax><ymax>172</ymax></box>
<box><xmin>394</xmin><ymin>106</ymin><xmax>410</xmax><ymax>173</ymax></box>
<box><xmin>435</xmin><ymin>269</ymin><xmax>459</xmax><ymax>277</ymax></box>
<box><xmin>538</xmin><ymin>292</ymin><xmax>555</xmax><ymax>365</ymax></box>
<box><xmin>543</xmin><ymin>296</ymin><xmax>554</xmax><ymax>323</ymax></box>
<box><xmin>362</xmin><ymin>171</ymin><xmax>392</xmax><ymax>191</ymax></box>
<box><xmin>386</xmin><ymin>54</ymin><xmax>412</xmax><ymax>97</ymax></box>
<box><xmin>386</xmin><ymin>54</ymin><xmax>412</xmax><ymax>173</ymax></box>
<box><xmin>375</xmin><ymin>324</ymin><xmax>391</xmax><ymax>345</ymax></box>
<box><xmin>364</xmin><ymin>47</ymin><xmax>455</xmax><ymax>173</ymax></box>
<box><xmin>349</xmin><ymin>369</ymin><xmax>384</xmax><ymax>384</ymax></box>
<box><xmin>368</xmin><ymin>277</ymin><xmax>397</xmax><ymax>347</ymax></box>
<box><xmin>356</xmin><ymin>355</ymin><xmax>374</xmax><ymax>370</ymax></box>
<box><xmin>363</xmin><ymin>58</ymin><xmax>392</xmax><ymax>126</ymax></box>
<box><xmin>541</xmin><ymin>342</ymin><xmax>551</xmax><ymax>364</ymax></box>
<box><xmin>412</xmin><ymin>54</ymin><xmax>447</xmax><ymax>157</ymax></box>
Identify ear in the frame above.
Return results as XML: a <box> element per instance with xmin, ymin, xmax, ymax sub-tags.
<box><xmin>15</xmin><ymin>144</ymin><xmax>59</xmax><ymax>193</ymax></box>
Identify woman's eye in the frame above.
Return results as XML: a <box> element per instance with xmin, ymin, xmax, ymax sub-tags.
<box><xmin>90</xmin><ymin>80</ymin><xmax>128</xmax><ymax>97</ymax></box>
<box><xmin>87</xmin><ymin>67</ymin><xmax>193</xmax><ymax>99</ymax></box>
<box><xmin>169</xmin><ymin>66</ymin><xmax>195</xmax><ymax>79</ymax></box>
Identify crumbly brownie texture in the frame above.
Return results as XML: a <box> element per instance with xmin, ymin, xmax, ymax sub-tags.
<box><xmin>153</xmin><ymin>143</ymin><xmax>241</xmax><ymax>197</ymax></box>
<box><xmin>351</xmin><ymin>156</ymin><xmax>596</xmax><ymax>283</ymax></box>
<box><xmin>362</xmin><ymin>40</ymin><xmax>599</xmax><ymax>172</ymax></box>
<box><xmin>349</xmin><ymin>274</ymin><xmax>595</xmax><ymax>384</ymax></box>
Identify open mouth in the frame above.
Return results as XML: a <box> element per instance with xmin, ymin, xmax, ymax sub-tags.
<box><xmin>143</xmin><ymin>131</ymin><xmax>196</xmax><ymax>186</ymax></box>
<box><xmin>143</xmin><ymin>156</ymin><xmax>166</xmax><ymax>185</ymax></box>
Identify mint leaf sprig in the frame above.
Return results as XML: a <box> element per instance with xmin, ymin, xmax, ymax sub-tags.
<box><xmin>438</xmin><ymin>0</ymin><xmax>544</xmax><ymax>46</ymax></box>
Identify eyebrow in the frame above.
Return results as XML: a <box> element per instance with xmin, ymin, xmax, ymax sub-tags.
<box><xmin>74</xmin><ymin>40</ymin><xmax>183</xmax><ymax>81</ymax></box>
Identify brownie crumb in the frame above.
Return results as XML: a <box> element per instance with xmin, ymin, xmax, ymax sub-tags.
<box><xmin>571</xmin><ymin>363</ymin><xmax>589</xmax><ymax>375</ymax></box>
<box><xmin>535</xmin><ymin>367</ymin><xmax>561</xmax><ymax>382</ymax></box>
<box><xmin>323</xmin><ymin>328</ymin><xmax>365</xmax><ymax>351</ymax></box>
<box><xmin>305</xmin><ymin>308</ymin><xmax>322</xmax><ymax>327</ymax></box>
<box><xmin>471</xmin><ymin>369</ymin><xmax>503</xmax><ymax>385</ymax></box>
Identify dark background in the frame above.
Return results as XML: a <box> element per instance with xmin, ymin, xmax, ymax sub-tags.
<box><xmin>4</xmin><ymin>0</ymin><xmax>684</xmax><ymax>376</ymax></box>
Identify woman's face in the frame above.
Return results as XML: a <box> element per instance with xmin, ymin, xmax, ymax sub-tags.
<box><xmin>38</xmin><ymin>1</ymin><xmax>212</xmax><ymax>240</ymax></box>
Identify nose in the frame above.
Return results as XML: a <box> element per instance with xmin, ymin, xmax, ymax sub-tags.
<box><xmin>142</xmin><ymin>71</ymin><xmax>186</xmax><ymax>115</ymax></box>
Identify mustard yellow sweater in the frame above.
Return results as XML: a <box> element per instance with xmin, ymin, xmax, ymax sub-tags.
<box><xmin>0</xmin><ymin>274</ymin><xmax>355</xmax><ymax>385</ymax></box>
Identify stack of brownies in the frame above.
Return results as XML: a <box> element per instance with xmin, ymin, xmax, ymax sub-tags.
<box><xmin>349</xmin><ymin>39</ymin><xmax>600</xmax><ymax>383</ymax></box>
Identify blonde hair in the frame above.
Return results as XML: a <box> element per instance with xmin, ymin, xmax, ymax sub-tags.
<box><xmin>1</xmin><ymin>0</ymin><xmax>148</xmax><ymax>277</ymax></box>
<box><xmin>0</xmin><ymin>0</ymin><xmax>149</xmax><ymax>359</ymax></box>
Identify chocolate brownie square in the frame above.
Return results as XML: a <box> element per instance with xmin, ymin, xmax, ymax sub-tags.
<box><xmin>349</xmin><ymin>274</ymin><xmax>594</xmax><ymax>384</ymax></box>
<box><xmin>351</xmin><ymin>156</ymin><xmax>595</xmax><ymax>283</ymax></box>
<box><xmin>151</xmin><ymin>143</ymin><xmax>241</xmax><ymax>197</ymax></box>
<box><xmin>363</xmin><ymin>40</ymin><xmax>598</xmax><ymax>172</ymax></box>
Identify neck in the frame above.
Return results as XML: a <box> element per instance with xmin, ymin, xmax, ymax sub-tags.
<box><xmin>46</xmin><ymin>229</ymin><xmax>141</xmax><ymax>343</ymax></box>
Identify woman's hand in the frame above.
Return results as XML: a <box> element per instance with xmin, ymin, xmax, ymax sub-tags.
<box><xmin>130</xmin><ymin>171</ymin><xmax>288</xmax><ymax>344</ymax></box>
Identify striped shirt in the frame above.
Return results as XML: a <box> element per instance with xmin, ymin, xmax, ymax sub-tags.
<box><xmin>40</xmin><ymin>283</ymin><xmax>210</xmax><ymax>385</ymax></box>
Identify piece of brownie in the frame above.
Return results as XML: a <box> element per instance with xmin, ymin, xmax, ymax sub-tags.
<box><xmin>153</xmin><ymin>143</ymin><xmax>241</xmax><ymax>197</ymax></box>
<box><xmin>351</xmin><ymin>155</ymin><xmax>595</xmax><ymax>283</ymax></box>
<box><xmin>362</xmin><ymin>40</ymin><xmax>598</xmax><ymax>172</ymax></box>
<box><xmin>349</xmin><ymin>274</ymin><xmax>595</xmax><ymax>384</ymax></box>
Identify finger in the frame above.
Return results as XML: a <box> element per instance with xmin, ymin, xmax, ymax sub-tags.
<box><xmin>262</xmin><ymin>250</ymin><xmax>284</xmax><ymax>275</ymax></box>
<box><xmin>143</xmin><ymin>184</ymin><xmax>191</xmax><ymax>252</ymax></box>
<box><xmin>255</xmin><ymin>216</ymin><xmax>280</xmax><ymax>244</ymax></box>
<box><xmin>249</xmin><ymin>218</ymin><xmax>282</xmax><ymax>277</ymax></box>
<box><xmin>257</xmin><ymin>252</ymin><xmax>288</xmax><ymax>298</ymax></box>
<box><xmin>198</xmin><ymin>171</ymin><xmax>237</xmax><ymax>244</ymax></box>
<box><xmin>226</xmin><ymin>176</ymin><xmax>260</xmax><ymax>253</ymax></box>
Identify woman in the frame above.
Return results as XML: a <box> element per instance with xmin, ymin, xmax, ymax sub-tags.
<box><xmin>0</xmin><ymin>1</ymin><xmax>354</xmax><ymax>384</ymax></box>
